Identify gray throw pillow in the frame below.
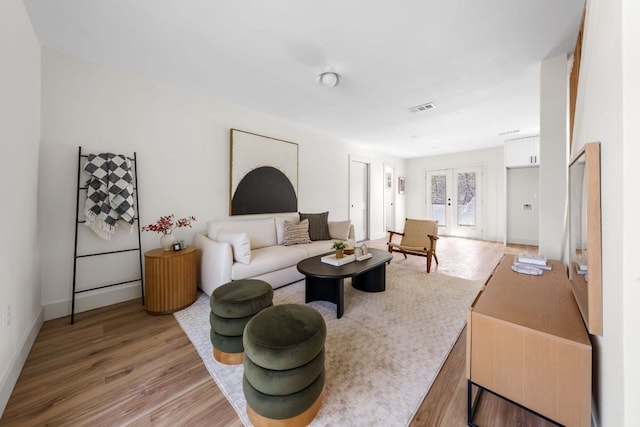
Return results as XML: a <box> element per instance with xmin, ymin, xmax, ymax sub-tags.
<box><xmin>299</xmin><ymin>212</ymin><xmax>331</xmax><ymax>241</ymax></box>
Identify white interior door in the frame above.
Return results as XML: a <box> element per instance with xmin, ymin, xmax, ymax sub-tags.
<box><xmin>426</xmin><ymin>167</ymin><xmax>483</xmax><ymax>238</ymax></box>
<box><xmin>384</xmin><ymin>166</ymin><xmax>395</xmax><ymax>231</ymax></box>
<box><xmin>349</xmin><ymin>160</ymin><xmax>369</xmax><ymax>242</ymax></box>
<box><xmin>507</xmin><ymin>167</ymin><xmax>539</xmax><ymax>245</ymax></box>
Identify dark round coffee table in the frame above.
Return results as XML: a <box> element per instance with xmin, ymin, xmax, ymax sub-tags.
<box><xmin>296</xmin><ymin>248</ymin><xmax>392</xmax><ymax>318</ymax></box>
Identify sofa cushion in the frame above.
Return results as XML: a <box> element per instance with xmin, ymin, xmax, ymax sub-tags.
<box><xmin>208</xmin><ymin>217</ymin><xmax>276</xmax><ymax>249</ymax></box>
<box><xmin>299</xmin><ymin>212</ymin><xmax>331</xmax><ymax>241</ymax></box>
<box><xmin>231</xmin><ymin>245</ymin><xmax>309</xmax><ymax>280</ymax></box>
<box><xmin>275</xmin><ymin>214</ymin><xmax>300</xmax><ymax>245</ymax></box>
<box><xmin>284</xmin><ymin>219</ymin><xmax>312</xmax><ymax>246</ymax></box>
<box><xmin>328</xmin><ymin>220</ymin><xmax>351</xmax><ymax>242</ymax></box>
<box><xmin>217</xmin><ymin>229</ymin><xmax>251</xmax><ymax>264</ymax></box>
<box><xmin>306</xmin><ymin>240</ymin><xmax>335</xmax><ymax>257</ymax></box>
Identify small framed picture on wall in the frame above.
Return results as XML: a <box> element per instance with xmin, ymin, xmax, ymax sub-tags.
<box><xmin>398</xmin><ymin>176</ymin><xmax>406</xmax><ymax>194</ymax></box>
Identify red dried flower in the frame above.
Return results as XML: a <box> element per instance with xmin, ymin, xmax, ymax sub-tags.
<box><xmin>141</xmin><ymin>214</ymin><xmax>196</xmax><ymax>234</ymax></box>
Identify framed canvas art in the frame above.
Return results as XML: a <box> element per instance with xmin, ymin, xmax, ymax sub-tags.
<box><xmin>230</xmin><ymin>129</ymin><xmax>298</xmax><ymax>215</ymax></box>
<box><xmin>398</xmin><ymin>176</ymin><xmax>406</xmax><ymax>194</ymax></box>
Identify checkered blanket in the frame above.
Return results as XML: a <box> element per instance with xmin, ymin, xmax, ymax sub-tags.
<box><xmin>84</xmin><ymin>153</ymin><xmax>135</xmax><ymax>240</ymax></box>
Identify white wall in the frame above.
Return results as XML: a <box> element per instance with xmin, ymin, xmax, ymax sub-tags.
<box><xmin>39</xmin><ymin>49</ymin><xmax>405</xmax><ymax>319</ymax></box>
<box><xmin>0</xmin><ymin>0</ymin><xmax>42</xmax><ymax>415</ymax></box>
<box><xmin>572</xmin><ymin>0</ymin><xmax>640</xmax><ymax>425</ymax></box>
<box><xmin>621</xmin><ymin>0</ymin><xmax>640</xmax><ymax>422</ymax></box>
<box><xmin>406</xmin><ymin>146</ymin><xmax>505</xmax><ymax>242</ymax></box>
<box><xmin>539</xmin><ymin>54</ymin><xmax>569</xmax><ymax>259</ymax></box>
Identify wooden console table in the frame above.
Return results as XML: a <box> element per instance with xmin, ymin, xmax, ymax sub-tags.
<box><xmin>144</xmin><ymin>246</ymin><xmax>197</xmax><ymax>314</ymax></box>
<box><xmin>466</xmin><ymin>254</ymin><xmax>591</xmax><ymax>426</ymax></box>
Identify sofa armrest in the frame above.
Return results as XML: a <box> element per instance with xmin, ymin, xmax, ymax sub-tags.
<box><xmin>194</xmin><ymin>233</ymin><xmax>233</xmax><ymax>295</ymax></box>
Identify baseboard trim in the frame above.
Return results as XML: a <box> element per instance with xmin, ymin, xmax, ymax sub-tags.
<box><xmin>44</xmin><ymin>282</ymin><xmax>142</xmax><ymax>321</ymax></box>
<box><xmin>506</xmin><ymin>238</ymin><xmax>539</xmax><ymax>246</ymax></box>
<box><xmin>0</xmin><ymin>307</ymin><xmax>43</xmax><ymax>417</ymax></box>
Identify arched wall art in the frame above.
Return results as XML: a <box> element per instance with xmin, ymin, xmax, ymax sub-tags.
<box><xmin>230</xmin><ymin>129</ymin><xmax>299</xmax><ymax>215</ymax></box>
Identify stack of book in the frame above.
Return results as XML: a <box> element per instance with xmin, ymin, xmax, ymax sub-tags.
<box><xmin>512</xmin><ymin>253</ymin><xmax>552</xmax><ymax>273</ymax></box>
<box><xmin>575</xmin><ymin>259</ymin><xmax>587</xmax><ymax>275</ymax></box>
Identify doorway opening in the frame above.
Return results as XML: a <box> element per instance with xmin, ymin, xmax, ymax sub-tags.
<box><xmin>349</xmin><ymin>158</ymin><xmax>370</xmax><ymax>242</ymax></box>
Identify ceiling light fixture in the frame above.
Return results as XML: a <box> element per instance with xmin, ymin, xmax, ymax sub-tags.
<box><xmin>318</xmin><ymin>71</ymin><xmax>340</xmax><ymax>88</ymax></box>
<box><xmin>408</xmin><ymin>102</ymin><xmax>436</xmax><ymax>113</ymax></box>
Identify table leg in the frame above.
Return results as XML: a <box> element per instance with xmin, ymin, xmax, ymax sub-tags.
<box><xmin>305</xmin><ymin>276</ymin><xmax>345</xmax><ymax>318</ymax></box>
<box><xmin>352</xmin><ymin>263</ymin><xmax>386</xmax><ymax>292</ymax></box>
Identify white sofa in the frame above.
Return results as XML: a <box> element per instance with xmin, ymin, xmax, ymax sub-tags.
<box><xmin>194</xmin><ymin>214</ymin><xmax>355</xmax><ymax>295</ymax></box>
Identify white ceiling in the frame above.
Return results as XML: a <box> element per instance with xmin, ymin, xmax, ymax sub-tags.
<box><xmin>24</xmin><ymin>0</ymin><xmax>584</xmax><ymax>159</ymax></box>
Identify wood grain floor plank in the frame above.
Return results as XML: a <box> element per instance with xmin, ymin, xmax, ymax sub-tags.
<box><xmin>1</xmin><ymin>237</ymin><xmax>553</xmax><ymax>427</ymax></box>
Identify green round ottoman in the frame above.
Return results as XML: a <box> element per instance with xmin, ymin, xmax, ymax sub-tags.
<box><xmin>243</xmin><ymin>304</ymin><xmax>326</xmax><ymax>426</ymax></box>
<box><xmin>209</xmin><ymin>279</ymin><xmax>273</xmax><ymax>365</ymax></box>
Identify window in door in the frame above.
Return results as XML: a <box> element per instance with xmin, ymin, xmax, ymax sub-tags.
<box><xmin>426</xmin><ymin>167</ymin><xmax>482</xmax><ymax>239</ymax></box>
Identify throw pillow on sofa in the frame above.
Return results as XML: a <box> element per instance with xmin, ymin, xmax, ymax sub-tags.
<box><xmin>217</xmin><ymin>229</ymin><xmax>251</xmax><ymax>264</ymax></box>
<box><xmin>328</xmin><ymin>220</ymin><xmax>351</xmax><ymax>242</ymax></box>
<box><xmin>275</xmin><ymin>215</ymin><xmax>299</xmax><ymax>245</ymax></box>
<box><xmin>284</xmin><ymin>219</ymin><xmax>312</xmax><ymax>246</ymax></box>
<box><xmin>299</xmin><ymin>212</ymin><xmax>331</xmax><ymax>241</ymax></box>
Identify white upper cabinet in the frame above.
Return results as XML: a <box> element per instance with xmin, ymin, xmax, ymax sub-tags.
<box><xmin>504</xmin><ymin>136</ymin><xmax>540</xmax><ymax>167</ymax></box>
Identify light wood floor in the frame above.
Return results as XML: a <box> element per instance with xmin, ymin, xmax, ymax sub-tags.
<box><xmin>1</xmin><ymin>237</ymin><xmax>555</xmax><ymax>426</ymax></box>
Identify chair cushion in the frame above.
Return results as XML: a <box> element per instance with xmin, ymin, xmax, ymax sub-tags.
<box><xmin>210</xmin><ymin>279</ymin><xmax>273</xmax><ymax>318</ymax></box>
<box><xmin>299</xmin><ymin>212</ymin><xmax>331</xmax><ymax>241</ymax></box>
<box><xmin>244</xmin><ymin>304</ymin><xmax>326</xmax><ymax>370</ymax></box>
<box><xmin>400</xmin><ymin>219</ymin><xmax>438</xmax><ymax>247</ymax></box>
<box><xmin>388</xmin><ymin>242</ymin><xmax>428</xmax><ymax>252</ymax></box>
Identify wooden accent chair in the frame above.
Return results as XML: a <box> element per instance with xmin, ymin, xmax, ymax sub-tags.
<box><xmin>387</xmin><ymin>218</ymin><xmax>439</xmax><ymax>272</ymax></box>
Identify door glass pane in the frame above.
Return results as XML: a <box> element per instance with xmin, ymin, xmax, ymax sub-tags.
<box><xmin>457</xmin><ymin>172</ymin><xmax>476</xmax><ymax>227</ymax></box>
<box><xmin>431</xmin><ymin>174</ymin><xmax>447</xmax><ymax>226</ymax></box>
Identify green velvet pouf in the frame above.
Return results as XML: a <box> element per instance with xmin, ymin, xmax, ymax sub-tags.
<box><xmin>243</xmin><ymin>370</ymin><xmax>325</xmax><ymax>420</ymax></box>
<box><xmin>210</xmin><ymin>310</ymin><xmax>261</xmax><ymax>337</ymax></box>
<box><xmin>244</xmin><ymin>349</ymin><xmax>325</xmax><ymax>396</ymax></box>
<box><xmin>242</xmin><ymin>304</ymin><xmax>326</xmax><ymax>424</ymax></box>
<box><xmin>210</xmin><ymin>279</ymin><xmax>273</xmax><ymax>319</ymax></box>
<box><xmin>210</xmin><ymin>330</ymin><xmax>245</xmax><ymax>354</ymax></box>
<box><xmin>243</xmin><ymin>304</ymin><xmax>326</xmax><ymax>371</ymax></box>
<box><xmin>209</xmin><ymin>279</ymin><xmax>273</xmax><ymax>363</ymax></box>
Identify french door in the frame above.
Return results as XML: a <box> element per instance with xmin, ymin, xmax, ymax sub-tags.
<box><xmin>426</xmin><ymin>167</ymin><xmax>482</xmax><ymax>238</ymax></box>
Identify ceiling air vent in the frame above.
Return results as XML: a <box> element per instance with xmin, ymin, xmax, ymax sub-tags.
<box><xmin>408</xmin><ymin>102</ymin><xmax>436</xmax><ymax>113</ymax></box>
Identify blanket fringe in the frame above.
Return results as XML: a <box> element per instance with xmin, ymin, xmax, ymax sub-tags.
<box><xmin>84</xmin><ymin>210</ymin><xmax>116</xmax><ymax>240</ymax></box>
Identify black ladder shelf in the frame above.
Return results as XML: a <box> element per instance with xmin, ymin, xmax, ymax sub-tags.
<box><xmin>71</xmin><ymin>146</ymin><xmax>144</xmax><ymax>324</ymax></box>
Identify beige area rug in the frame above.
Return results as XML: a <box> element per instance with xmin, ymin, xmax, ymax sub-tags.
<box><xmin>174</xmin><ymin>265</ymin><xmax>481</xmax><ymax>426</ymax></box>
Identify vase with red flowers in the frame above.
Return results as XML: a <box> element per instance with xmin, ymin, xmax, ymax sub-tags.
<box><xmin>142</xmin><ymin>214</ymin><xmax>196</xmax><ymax>250</ymax></box>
